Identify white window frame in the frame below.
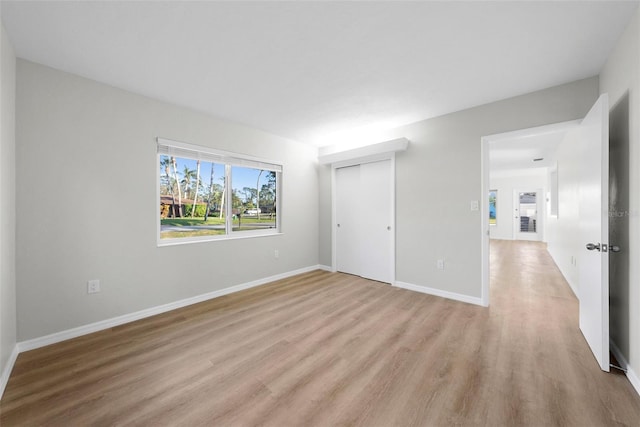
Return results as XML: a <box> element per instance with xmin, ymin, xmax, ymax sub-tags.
<box><xmin>157</xmin><ymin>138</ymin><xmax>283</xmax><ymax>246</ymax></box>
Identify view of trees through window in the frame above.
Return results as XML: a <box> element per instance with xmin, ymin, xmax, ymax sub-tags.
<box><xmin>159</xmin><ymin>155</ymin><xmax>278</xmax><ymax>241</ymax></box>
<box><xmin>231</xmin><ymin>166</ymin><xmax>277</xmax><ymax>232</ymax></box>
<box><xmin>489</xmin><ymin>190</ymin><xmax>497</xmax><ymax>225</ymax></box>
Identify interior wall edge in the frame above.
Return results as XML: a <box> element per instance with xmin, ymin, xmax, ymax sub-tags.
<box><xmin>0</xmin><ymin>344</ymin><xmax>18</xmax><ymax>400</ymax></box>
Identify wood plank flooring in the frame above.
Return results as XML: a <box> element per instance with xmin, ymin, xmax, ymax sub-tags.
<box><xmin>2</xmin><ymin>240</ymin><xmax>640</xmax><ymax>426</ymax></box>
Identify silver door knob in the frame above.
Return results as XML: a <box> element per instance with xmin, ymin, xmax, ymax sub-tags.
<box><xmin>586</xmin><ymin>243</ymin><xmax>601</xmax><ymax>251</ymax></box>
<box><xmin>610</xmin><ymin>245</ymin><xmax>621</xmax><ymax>253</ymax></box>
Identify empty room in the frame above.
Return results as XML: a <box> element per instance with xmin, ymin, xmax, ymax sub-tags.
<box><xmin>1</xmin><ymin>1</ymin><xmax>640</xmax><ymax>425</ymax></box>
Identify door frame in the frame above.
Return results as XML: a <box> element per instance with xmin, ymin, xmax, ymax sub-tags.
<box><xmin>513</xmin><ymin>188</ymin><xmax>544</xmax><ymax>242</ymax></box>
<box><xmin>331</xmin><ymin>152</ymin><xmax>396</xmax><ymax>284</ymax></box>
<box><xmin>480</xmin><ymin>120</ymin><xmax>581</xmax><ymax>307</ymax></box>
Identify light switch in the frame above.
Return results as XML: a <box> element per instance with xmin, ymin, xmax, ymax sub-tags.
<box><xmin>470</xmin><ymin>200</ymin><xmax>479</xmax><ymax>211</ymax></box>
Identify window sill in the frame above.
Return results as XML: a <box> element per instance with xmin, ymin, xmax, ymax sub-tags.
<box><xmin>157</xmin><ymin>231</ymin><xmax>283</xmax><ymax>247</ymax></box>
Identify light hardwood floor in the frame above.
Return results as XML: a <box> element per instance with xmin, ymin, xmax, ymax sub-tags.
<box><xmin>2</xmin><ymin>240</ymin><xmax>640</xmax><ymax>426</ymax></box>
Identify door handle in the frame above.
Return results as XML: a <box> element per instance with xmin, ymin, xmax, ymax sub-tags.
<box><xmin>610</xmin><ymin>245</ymin><xmax>621</xmax><ymax>253</ymax></box>
<box><xmin>586</xmin><ymin>243</ymin><xmax>601</xmax><ymax>251</ymax></box>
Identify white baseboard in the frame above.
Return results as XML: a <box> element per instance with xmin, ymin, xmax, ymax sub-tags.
<box><xmin>318</xmin><ymin>264</ymin><xmax>333</xmax><ymax>272</ymax></box>
<box><xmin>394</xmin><ymin>281</ymin><xmax>484</xmax><ymax>306</ymax></box>
<box><xmin>18</xmin><ymin>265</ymin><xmax>324</xmax><ymax>353</ymax></box>
<box><xmin>610</xmin><ymin>340</ymin><xmax>640</xmax><ymax>398</ymax></box>
<box><xmin>0</xmin><ymin>344</ymin><xmax>19</xmax><ymax>399</ymax></box>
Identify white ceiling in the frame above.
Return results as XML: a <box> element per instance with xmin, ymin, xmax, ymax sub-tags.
<box><xmin>489</xmin><ymin>129</ymin><xmax>569</xmax><ymax>174</ymax></box>
<box><xmin>1</xmin><ymin>1</ymin><xmax>637</xmax><ymax>147</ymax></box>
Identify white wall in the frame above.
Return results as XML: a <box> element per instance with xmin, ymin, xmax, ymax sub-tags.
<box><xmin>15</xmin><ymin>60</ymin><xmax>320</xmax><ymax>341</ymax></box>
<box><xmin>546</xmin><ymin>127</ymin><xmax>582</xmax><ymax>295</ymax></box>
<box><xmin>319</xmin><ymin>77</ymin><xmax>599</xmax><ymax>299</ymax></box>
<box><xmin>0</xmin><ymin>20</ymin><xmax>17</xmax><ymax>391</ymax></box>
<box><xmin>489</xmin><ymin>169</ymin><xmax>547</xmax><ymax>241</ymax></box>
<box><xmin>599</xmin><ymin>7</ymin><xmax>640</xmax><ymax>389</ymax></box>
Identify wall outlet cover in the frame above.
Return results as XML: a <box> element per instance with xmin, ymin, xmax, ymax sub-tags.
<box><xmin>87</xmin><ymin>279</ymin><xmax>101</xmax><ymax>294</ymax></box>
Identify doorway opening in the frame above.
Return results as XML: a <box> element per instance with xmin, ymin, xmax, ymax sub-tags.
<box><xmin>480</xmin><ymin>120</ymin><xmax>580</xmax><ymax>306</ymax></box>
<box><xmin>482</xmin><ymin>94</ymin><xmax>615</xmax><ymax>373</ymax></box>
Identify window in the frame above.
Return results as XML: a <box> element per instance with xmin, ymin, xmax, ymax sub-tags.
<box><xmin>231</xmin><ymin>166</ymin><xmax>277</xmax><ymax>231</ymax></box>
<box><xmin>489</xmin><ymin>190</ymin><xmax>497</xmax><ymax>225</ymax></box>
<box><xmin>157</xmin><ymin>138</ymin><xmax>281</xmax><ymax>244</ymax></box>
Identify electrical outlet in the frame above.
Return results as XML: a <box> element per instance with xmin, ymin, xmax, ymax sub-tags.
<box><xmin>87</xmin><ymin>279</ymin><xmax>101</xmax><ymax>294</ymax></box>
<box><xmin>437</xmin><ymin>259</ymin><xmax>445</xmax><ymax>270</ymax></box>
<box><xmin>470</xmin><ymin>200</ymin><xmax>479</xmax><ymax>211</ymax></box>
<box><xmin>274</xmin><ymin>249</ymin><xmax>279</xmax><ymax>259</ymax></box>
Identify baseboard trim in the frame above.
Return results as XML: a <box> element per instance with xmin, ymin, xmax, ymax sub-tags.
<box><xmin>610</xmin><ymin>340</ymin><xmax>640</xmax><ymax>398</ymax></box>
<box><xmin>18</xmin><ymin>265</ymin><xmax>324</xmax><ymax>353</ymax></box>
<box><xmin>394</xmin><ymin>281</ymin><xmax>484</xmax><ymax>306</ymax></box>
<box><xmin>0</xmin><ymin>344</ymin><xmax>19</xmax><ymax>399</ymax></box>
<box><xmin>318</xmin><ymin>264</ymin><xmax>333</xmax><ymax>272</ymax></box>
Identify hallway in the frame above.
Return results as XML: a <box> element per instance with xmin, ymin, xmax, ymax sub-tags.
<box><xmin>488</xmin><ymin>239</ymin><xmax>640</xmax><ymax>425</ymax></box>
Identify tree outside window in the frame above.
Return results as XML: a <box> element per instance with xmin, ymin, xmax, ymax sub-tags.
<box><xmin>158</xmin><ymin>140</ymin><xmax>281</xmax><ymax>244</ymax></box>
<box><xmin>489</xmin><ymin>190</ymin><xmax>497</xmax><ymax>226</ymax></box>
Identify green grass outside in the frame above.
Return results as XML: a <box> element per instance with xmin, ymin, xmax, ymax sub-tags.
<box><xmin>161</xmin><ymin>217</ymin><xmax>225</xmax><ymax>226</ymax></box>
<box><xmin>161</xmin><ymin>215</ymin><xmax>277</xmax><ymax>240</ymax></box>
<box><xmin>161</xmin><ymin>229</ymin><xmax>226</xmax><ymax>239</ymax></box>
<box><xmin>161</xmin><ymin>216</ymin><xmax>277</xmax><ymax>226</ymax></box>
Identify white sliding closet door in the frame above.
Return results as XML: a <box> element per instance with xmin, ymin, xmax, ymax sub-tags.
<box><xmin>335</xmin><ymin>159</ymin><xmax>393</xmax><ymax>284</ymax></box>
<box><xmin>335</xmin><ymin>165</ymin><xmax>362</xmax><ymax>277</ymax></box>
<box><xmin>359</xmin><ymin>160</ymin><xmax>392</xmax><ymax>283</ymax></box>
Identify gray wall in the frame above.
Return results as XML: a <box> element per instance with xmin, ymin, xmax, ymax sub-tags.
<box><xmin>546</xmin><ymin>126</ymin><xmax>582</xmax><ymax>296</ymax></box>
<box><xmin>16</xmin><ymin>60</ymin><xmax>319</xmax><ymax>341</ymax></box>
<box><xmin>600</xmin><ymin>7</ymin><xmax>640</xmax><ymax>384</ymax></box>
<box><xmin>319</xmin><ymin>77</ymin><xmax>598</xmax><ymax>298</ymax></box>
<box><xmin>0</xmin><ymin>21</ymin><xmax>17</xmax><ymax>380</ymax></box>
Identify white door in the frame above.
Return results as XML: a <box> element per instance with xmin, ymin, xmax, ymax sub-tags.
<box><xmin>513</xmin><ymin>189</ymin><xmax>542</xmax><ymax>241</ymax></box>
<box><xmin>335</xmin><ymin>165</ymin><xmax>361</xmax><ymax>276</ymax></box>
<box><xmin>578</xmin><ymin>93</ymin><xmax>610</xmax><ymax>372</ymax></box>
<box><xmin>359</xmin><ymin>161</ymin><xmax>393</xmax><ymax>283</ymax></box>
<box><xmin>335</xmin><ymin>160</ymin><xmax>393</xmax><ymax>283</ymax></box>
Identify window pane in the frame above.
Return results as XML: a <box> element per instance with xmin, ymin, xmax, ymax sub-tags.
<box><xmin>160</xmin><ymin>155</ymin><xmax>226</xmax><ymax>240</ymax></box>
<box><xmin>231</xmin><ymin>166</ymin><xmax>277</xmax><ymax>232</ymax></box>
<box><xmin>518</xmin><ymin>192</ymin><xmax>537</xmax><ymax>232</ymax></box>
<box><xmin>489</xmin><ymin>190</ymin><xmax>497</xmax><ymax>225</ymax></box>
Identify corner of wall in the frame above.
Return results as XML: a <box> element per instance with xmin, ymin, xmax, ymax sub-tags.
<box><xmin>0</xmin><ymin>20</ymin><xmax>18</xmax><ymax>399</ymax></box>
